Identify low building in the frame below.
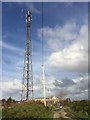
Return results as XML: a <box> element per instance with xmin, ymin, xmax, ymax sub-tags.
<box><xmin>51</xmin><ymin>96</ymin><xmax>59</xmax><ymax>104</ymax></box>
<box><xmin>34</xmin><ymin>96</ymin><xmax>59</xmax><ymax>105</ymax></box>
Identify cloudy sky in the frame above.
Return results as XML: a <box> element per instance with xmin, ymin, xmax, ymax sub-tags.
<box><xmin>1</xmin><ymin>2</ymin><xmax>88</xmax><ymax>101</ymax></box>
<box><xmin>1</xmin><ymin>0</ymin><xmax>90</xmax><ymax>2</ymax></box>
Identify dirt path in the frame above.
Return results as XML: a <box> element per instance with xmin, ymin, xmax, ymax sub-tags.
<box><xmin>53</xmin><ymin>107</ymin><xmax>77</xmax><ymax>120</ymax></box>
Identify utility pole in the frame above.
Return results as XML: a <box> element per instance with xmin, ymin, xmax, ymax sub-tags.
<box><xmin>42</xmin><ymin>2</ymin><xmax>46</xmax><ymax>106</ymax></box>
<box><xmin>21</xmin><ymin>10</ymin><xmax>33</xmax><ymax>101</ymax></box>
<box><xmin>42</xmin><ymin>64</ymin><xmax>46</xmax><ymax>107</ymax></box>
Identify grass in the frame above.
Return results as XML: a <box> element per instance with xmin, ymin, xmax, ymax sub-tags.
<box><xmin>2</xmin><ymin>102</ymin><xmax>53</xmax><ymax>119</ymax></box>
<box><xmin>0</xmin><ymin>107</ymin><xmax>2</xmax><ymax>119</ymax></box>
<box><xmin>68</xmin><ymin>100</ymin><xmax>90</xmax><ymax>120</ymax></box>
<box><xmin>69</xmin><ymin>109</ymin><xmax>90</xmax><ymax>120</ymax></box>
<box><xmin>72</xmin><ymin>110</ymin><xmax>88</xmax><ymax>119</ymax></box>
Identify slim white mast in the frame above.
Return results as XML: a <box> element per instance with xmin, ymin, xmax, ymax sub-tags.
<box><xmin>42</xmin><ymin>64</ymin><xmax>46</xmax><ymax>107</ymax></box>
<box><xmin>42</xmin><ymin>2</ymin><xmax>46</xmax><ymax>107</ymax></box>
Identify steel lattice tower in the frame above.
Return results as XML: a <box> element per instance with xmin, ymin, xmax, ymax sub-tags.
<box><xmin>21</xmin><ymin>10</ymin><xmax>33</xmax><ymax>101</ymax></box>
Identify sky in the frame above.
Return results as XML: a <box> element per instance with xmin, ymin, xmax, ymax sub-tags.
<box><xmin>1</xmin><ymin>0</ymin><xmax>90</xmax><ymax>2</ymax></box>
<box><xmin>1</xmin><ymin>2</ymin><xmax>89</xmax><ymax>101</ymax></box>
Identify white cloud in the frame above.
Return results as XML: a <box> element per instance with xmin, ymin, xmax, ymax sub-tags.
<box><xmin>53</xmin><ymin>75</ymin><xmax>88</xmax><ymax>100</ymax></box>
<box><xmin>27</xmin><ymin>3</ymin><xmax>40</xmax><ymax>14</ymax></box>
<box><xmin>1</xmin><ymin>74</ymin><xmax>43</xmax><ymax>99</ymax></box>
<box><xmin>44</xmin><ymin>24</ymin><xmax>88</xmax><ymax>72</ymax></box>
<box><xmin>1</xmin><ymin>41</ymin><xmax>23</xmax><ymax>52</ymax></box>
<box><xmin>1</xmin><ymin>74</ymin><xmax>55</xmax><ymax>100</ymax></box>
<box><xmin>37</xmin><ymin>19</ymin><xmax>88</xmax><ymax>100</ymax></box>
<box><xmin>67</xmin><ymin>78</ymin><xmax>88</xmax><ymax>100</ymax></box>
<box><xmin>1</xmin><ymin>79</ymin><xmax>22</xmax><ymax>100</ymax></box>
<box><xmin>33</xmin><ymin>75</ymin><xmax>56</xmax><ymax>98</ymax></box>
<box><xmin>38</xmin><ymin>20</ymin><xmax>78</xmax><ymax>51</ymax></box>
<box><xmin>38</xmin><ymin>20</ymin><xmax>88</xmax><ymax>72</ymax></box>
<box><xmin>1</xmin><ymin>74</ymin><xmax>88</xmax><ymax>100</ymax></box>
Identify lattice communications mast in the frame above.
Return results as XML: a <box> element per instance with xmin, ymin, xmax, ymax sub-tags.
<box><xmin>21</xmin><ymin>10</ymin><xmax>33</xmax><ymax>101</ymax></box>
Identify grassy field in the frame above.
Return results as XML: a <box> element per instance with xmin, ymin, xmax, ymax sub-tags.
<box><xmin>0</xmin><ymin>107</ymin><xmax>2</xmax><ymax>120</ymax></box>
<box><xmin>71</xmin><ymin>109</ymin><xmax>89</xmax><ymax>119</ymax></box>
<box><xmin>2</xmin><ymin>100</ymin><xmax>90</xmax><ymax>120</ymax></box>
<box><xmin>68</xmin><ymin>100</ymin><xmax>90</xmax><ymax>120</ymax></box>
<box><xmin>2</xmin><ymin>102</ymin><xmax>53</xmax><ymax>120</ymax></box>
